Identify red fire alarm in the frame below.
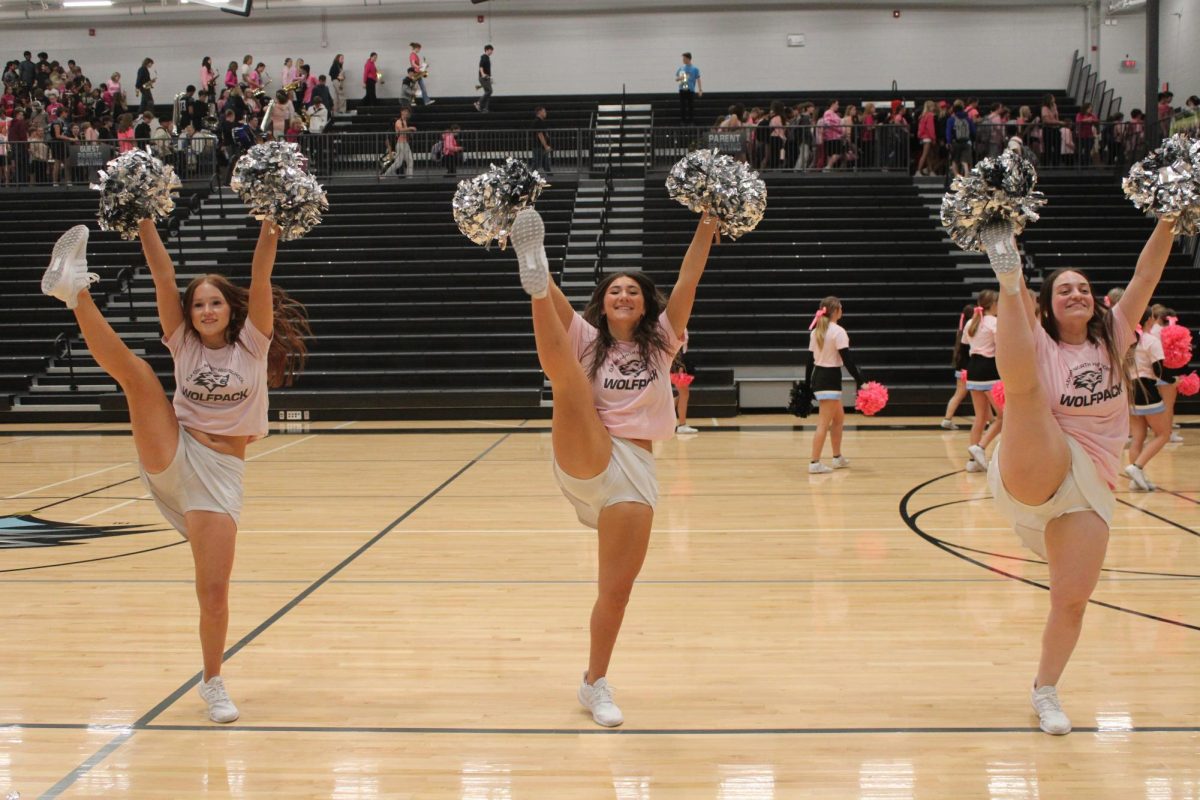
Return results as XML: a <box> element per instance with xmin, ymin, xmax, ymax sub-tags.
<box><xmin>477</xmin><ymin>14</ymin><xmax>484</xmax><ymax>22</ymax></box>
<box><xmin>892</xmin><ymin>9</ymin><xmax>901</xmax><ymax>18</ymax></box>
<box><xmin>88</xmin><ymin>27</ymin><xmax>96</xmax><ymax>36</ymax></box>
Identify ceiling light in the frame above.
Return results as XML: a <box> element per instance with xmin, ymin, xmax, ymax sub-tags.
<box><xmin>63</xmin><ymin>1</ymin><xmax>114</xmax><ymax>7</ymax></box>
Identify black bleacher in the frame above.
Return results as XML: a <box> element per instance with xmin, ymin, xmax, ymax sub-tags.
<box><xmin>344</xmin><ymin>94</ymin><xmax>598</xmax><ymax>134</ymax></box>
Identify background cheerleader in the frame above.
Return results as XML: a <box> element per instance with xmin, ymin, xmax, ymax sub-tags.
<box><xmin>941</xmin><ymin>302</ymin><xmax>976</xmax><ymax>429</ymax></box>
<box><xmin>963</xmin><ymin>290</ymin><xmax>1002</xmax><ymax>472</ymax></box>
<box><xmin>1127</xmin><ymin>308</ymin><xmax>1169</xmax><ymax>491</ymax></box>
<box><xmin>671</xmin><ymin>335</ymin><xmax>698</xmax><ymax>434</ymax></box>
<box><xmin>806</xmin><ymin>296</ymin><xmax>865</xmax><ymax>474</ymax></box>
<box><xmin>1148</xmin><ymin>304</ymin><xmax>1185</xmax><ymax>444</ymax></box>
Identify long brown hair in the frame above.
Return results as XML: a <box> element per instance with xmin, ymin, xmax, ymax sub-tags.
<box><xmin>812</xmin><ymin>296</ymin><xmax>842</xmax><ymax>351</ymax></box>
<box><xmin>952</xmin><ymin>302</ymin><xmax>974</xmax><ymax>367</ymax></box>
<box><xmin>181</xmin><ymin>274</ymin><xmax>311</xmax><ymax>388</ymax></box>
<box><xmin>1038</xmin><ymin>268</ymin><xmax>1128</xmax><ymax>390</ymax></box>
<box><xmin>967</xmin><ymin>289</ymin><xmax>997</xmax><ymax>338</ymax></box>
<box><xmin>581</xmin><ymin>271</ymin><xmax>671</xmax><ymax>381</ymax></box>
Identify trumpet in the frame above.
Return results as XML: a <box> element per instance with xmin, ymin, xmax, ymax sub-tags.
<box><xmin>417</xmin><ymin>61</ymin><xmax>429</xmax><ymax>79</ymax></box>
<box><xmin>282</xmin><ymin>79</ymin><xmax>302</xmax><ymax>93</ymax></box>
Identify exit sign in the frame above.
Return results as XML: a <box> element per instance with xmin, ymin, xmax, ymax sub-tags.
<box><xmin>1120</xmin><ymin>58</ymin><xmax>1138</xmax><ymax>71</ymax></box>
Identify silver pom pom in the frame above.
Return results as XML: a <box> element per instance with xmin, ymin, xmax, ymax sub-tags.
<box><xmin>665</xmin><ymin>148</ymin><xmax>766</xmax><ymax>240</ymax></box>
<box><xmin>940</xmin><ymin>150</ymin><xmax>1047</xmax><ymax>252</ymax></box>
<box><xmin>90</xmin><ymin>148</ymin><xmax>181</xmax><ymax>241</ymax></box>
<box><xmin>230</xmin><ymin>141</ymin><xmax>328</xmax><ymax>242</ymax></box>
<box><xmin>452</xmin><ymin>157</ymin><xmax>548</xmax><ymax>248</ymax></box>
<box><xmin>1122</xmin><ymin>134</ymin><xmax>1200</xmax><ymax>236</ymax></box>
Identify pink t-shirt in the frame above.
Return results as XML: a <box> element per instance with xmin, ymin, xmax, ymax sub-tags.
<box><xmin>569</xmin><ymin>311</ymin><xmax>684</xmax><ymax>441</ymax></box>
<box><xmin>809</xmin><ymin>322</ymin><xmax>849</xmax><ymax>367</ymax></box>
<box><xmin>165</xmin><ymin>321</ymin><xmax>271</xmax><ymax>440</ymax></box>
<box><xmin>1034</xmin><ymin>304</ymin><xmax>1136</xmax><ymax>487</ymax></box>
<box><xmin>1134</xmin><ymin>331</ymin><xmax>1164</xmax><ymax>380</ymax></box>
<box><xmin>967</xmin><ymin>314</ymin><xmax>997</xmax><ymax>356</ymax></box>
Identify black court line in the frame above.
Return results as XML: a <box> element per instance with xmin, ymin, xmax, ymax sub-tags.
<box><xmin>25</xmin><ymin>475</ymin><xmax>143</xmax><ymax>514</ymax></box>
<box><xmin>11</xmin><ymin>720</ymin><xmax>1200</xmax><ymax>735</ymax></box>
<box><xmin>1117</xmin><ymin>498</ymin><xmax>1200</xmax><ymax>539</ymax></box>
<box><xmin>900</xmin><ymin>472</ymin><xmax>1200</xmax><ymax>633</ymax></box>
<box><xmin>1160</xmin><ymin>488</ymin><xmax>1200</xmax><ymax>505</ymax></box>
<box><xmin>0</xmin><ymin>541</ymin><xmax>187</xmax><ymax>575</ymax></box>
<box><xmin>41</xmin><ymin>432</ymin><xmax>511</xmax><ymax>799</ymax></box>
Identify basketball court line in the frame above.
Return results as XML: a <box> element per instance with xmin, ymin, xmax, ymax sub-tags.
<box><xmin>41</xmin><ymin>432</ymin><xmax>512</xmax><ymax>799</ymax></box>
<box><xmin>4</xmin><ymin>462</ymin><xmax>132</xmax><ymax>500</ymax></box>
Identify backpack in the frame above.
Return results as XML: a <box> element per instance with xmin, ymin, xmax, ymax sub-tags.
<box><xmin>234</xmin><ymin>123</ymin><xmax>256</xmax><ymax>149</ymax></box>
<box><xmin>952</xmin><ymin>115</ymin><xmax>972</xmax><ymax>143</ymax></box>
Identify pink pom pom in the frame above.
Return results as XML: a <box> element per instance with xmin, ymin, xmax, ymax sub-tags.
<box><xmin>670</xmin><ymin>372</ymin><xmax>695</xmax><ymax>388</ymax></box>
<box><xmin>855</xmin><ymin>381</ymin><xmax>889</xmax><ymax>416</ymax></box>
<box><xmin>1161</xmin><ymin>324</ymin><xmax>1194</xmax><ymax>369</ymax></box>
<box><xmin>1178</xmin><ymin>372</ymin><xmax>1200</xmax><ymax>397</ymax></box>
<box><xmin>991</xmin><ymin>381</ymin><xmax>1006</xmax><ymax>411</ymax></box>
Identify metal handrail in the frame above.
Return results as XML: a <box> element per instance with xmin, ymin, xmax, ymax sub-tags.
<box><xmin>115</xmin><ymin>266</ymin><xmax>137</xmax><ymax>322</ymax></box>
<box><xmin>53</xmin><ymin>332</ymin><xmax>78</xmax><ymax>392</ymax></box>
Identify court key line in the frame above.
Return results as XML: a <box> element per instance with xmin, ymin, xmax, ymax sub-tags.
<box><xmin>41</xmin><ymin>431</ymin><xmax>511</xmax><ymax>800</ymax></box>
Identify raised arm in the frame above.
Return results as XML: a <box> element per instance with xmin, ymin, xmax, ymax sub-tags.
<box><xmin>138</xmin><ymin>218</ymin><xmax>184</xmax><ymax>339</ymax></box>
<box><xmin>665</xmin><ymin>211</ymin><xmax>717</xmax><ymax>337</ymax></box>
<box><xmin>249</xmin><ymin>219</ymin><xmax>279</xmax><ymax>337</ymax></box>
<box><xmin>546</xmin><ymin>281</ymin><xmax>576</xmax><ymax>330</ymax></box>
<box><xmin>1118</xmin><ymin>218</ymin><xmax>1176</xmax><ymax>328</ymax></box>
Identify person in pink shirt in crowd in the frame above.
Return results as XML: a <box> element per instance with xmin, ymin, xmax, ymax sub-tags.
<box><xmin>1126</xmin><ymin>308</ymin><xmax>1170</xmax><ymax>490</ymax></box>
<box><xmin>115</xmin><ymin>112</ymin><xmax>135</xmax><ymax>152</ymax></box>
<box><xmin>1074</xmin><ymin>102</ymin><xmax>1099</xmax><ymax>166</ymax></box>
<box><xmin>505</xmin><ymin>204</ymin><xmax>717</xmax><ymax>728</ymax></box>
<box><xmin>440</xmin><ymin>124</ymin><xmax>462</xmax><ymax>174</ymax></box>
<box><xmin>362</xmin><ymin>52</ymin><xmax>379</xmax><ymax>105</ymax></box>
<box><xmin>915</xmin><ymin>100</ymin><xmax>937</xmax><ymax>175</ymax></box>
<box><xmin>819</xmin><ymin>98</ymin><xmax>845</xmax><ymax>170</ymax></box>
<box><xmin>40</xmin><ymin>215</ymin><xmax>311</xmax><ymax>726</ymax></box>
<box><xmin>200</xmin><ymin>56</ymin><xmax>217</xmax><ymax>96</ymax></box>
<box><xmin>976</xmin><ymin>214</ymin><xmax>1175</xmax><ymax>736</ymax></box>
<box><xmin>963</xmin><ymin>290</ymin><xmax>1002</xmax><ymax>472</ymax></box>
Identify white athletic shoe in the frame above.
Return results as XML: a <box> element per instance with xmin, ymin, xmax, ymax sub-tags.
<box><xmin>940</xmin><ymin>418</ymin><xmax>957</xmax><ymax>430</ymax></box>
<box><xmin>676</xmin><ymin>424</ymin><xmax>698</xmax><ymax>434</ymax></box>
<box><xmin>578</xmin><ymin>672</ymin><xmax>623</xmax><ymax>727</ymax></box>
<box><xmin>1170</xmin><ymin>432</ymin><xmax>1184</xmax><ymax>444</ymax></box>
<box><xmin>198</xmin><ymin>675</ymin><xmax>240</xmax><ymax>723</ymax></box>
<box><xmin>509</xmin><ymin>207</ymin><xmax>550</xmax><ymax>299</ymax></box>
<box><xmin>979</xmin><ymin>219</ymin><xmax>1022</xmax><ymax>285</ymax></box>
<box><xmin>42</xmin><ymin>225</ymin><xmax>98</xmax><ymax>310</ymax></box>
<box><xmin>1031</xmin><ymin>685</ymin><xmax>1071</xmax><ymax>735</ymax></box>
<box><xmin>968</xmin><ymin>444</ymin><xmax>989</xmax><ymax>471</ymax></box>
<box><xmin>808</xmin><ymin>462</ymin><xmax>834</xmax><ymax>474</ymax></box>
<box><xmin>831</xmin><ymin>455</ymin><xmax>850</xmax><ymax>469</ymax></box>
<box><xmin>965</xmin><ymin>459</ymin><xmax>985</xmax><ymax>473</ymax></box>
<box><xmin>1124</xmin><ymin>464</ymin><xmax>1152</xmax><ymax>492</ymax></box>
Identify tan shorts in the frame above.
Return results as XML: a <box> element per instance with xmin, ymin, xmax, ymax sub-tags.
<box><xmin>553</xmin><ymin>436</ymin><xmax>657</xmax><ymax>529</ymax></box>
<box><xmin>987</xmin><ymin>435</ymin><xmax>1114</xmax><ymax>557</ymax></box>
<box><xmin>139</xmin><ymin>427</ymin><xmax>245</xmax><ymax>536</ymax></box>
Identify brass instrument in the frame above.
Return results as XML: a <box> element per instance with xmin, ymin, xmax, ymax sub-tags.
<box><xmin>417</xmin><ymin>61</ymin><xmax>429</xmax><ymax>79</ymax></box>
<box><xmin>282</xmin><ymin>79</ymin><xmax>302</xmax><ymax>93</ymax></box>
<box><xmin>376</xmin><ymin>70</ymin><xmax>384</xmax><ymax>85</ymax></box>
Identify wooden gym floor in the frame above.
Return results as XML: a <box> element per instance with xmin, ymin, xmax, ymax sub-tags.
<box><xmin>1</xmin><ymin>415</ymin><xmax>1197</xmax><ymax>798</ymax></box>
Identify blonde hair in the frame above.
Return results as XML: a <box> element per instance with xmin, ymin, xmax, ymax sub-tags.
<box><xmin>922</xmin><ymin>100</ymin><xmax>936</xmax><ymax>115</ymax></box>
<box><xmin>813</xmin><ymin>296</ymin><xmax>842</xmax><ymax>351</ymax></box>
<box><xmin>967</xmin><ymin>289</ymin><xmax>998</xmax><ymax>337</ymax></box>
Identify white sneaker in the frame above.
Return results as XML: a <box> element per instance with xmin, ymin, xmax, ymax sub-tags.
<box><xmin>1030</xmin><ymin>684</ymin><xmax>1071</xmax><ymax>735</ymax></box>
<box><xmin>968</xmin><ymin>444</ymin><xmax>988</xmax><ymax>471</ymax></box>
<box><xmin>198</xmin><ymin>675</ymin><xmax>240</xmax><ymax>723</ymax></box>
<box><xmin>578</xmin><ymin>672</ymin><xmax>623</xmax><ymax>727</ymax></box>
<box><xmin>831</xmin><ymin>455</ymin><xmax>850</xmax><ymax>469</ymax></box>
<box><xmin>509</xmin><ymin>207</ymin><xmax>550</xmax><ymax>299</ymax></box>
<box><xmin>979</xmin><ymin>219</ymin><xmax>1021</xmax><ymax>290</ymax></box>
<box><xmin>1124</xmin><ymin>463</ymin><xmax>1151</xmax><ymax>492</ymax></box>
<box><xmin>965</xmin><ymin>459</ymin><xmax>984</xmax><ymax>473</ymax></box>
<box><xmin>808</xmin><ymin>462</ymin><xmax>833</xmax><ymax>474</ymax></box>
<box><xmin>940</xmin><ymin>418</ymin><xmax>957</xmax><ymax>430</ymax></box>
<box><xmin>676</xmin><ymin>424</ymin><xmax>698</xmax><ymax>434</ymax></box>
<box><xmin>42</xmin><ymin>225</ymin><xmax>98</xmax><ymax>310</ymax></box>
<box><xmin>1170</xmin><ymin>432</ymin><xmax>1184</xmax><ymax>444</ymax></box>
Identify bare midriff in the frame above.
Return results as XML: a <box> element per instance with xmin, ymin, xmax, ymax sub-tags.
<box><xmin>186</xmin><ymin>427</ymin><xmax>250</xmax><ymax>460</ymax></box>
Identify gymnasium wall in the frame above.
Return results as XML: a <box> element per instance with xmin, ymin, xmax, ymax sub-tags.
<box><xmin>2</xmin><ymin>5</ymin><xmax>1088</xmax><ymax>101</ymax></box>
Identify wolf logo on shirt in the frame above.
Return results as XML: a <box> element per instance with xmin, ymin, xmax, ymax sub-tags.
<box><xmin>193</xmin><ymin>365</ymin><xmax>231</xmax><ymax>392</ymax></box>
<box><xmin>1071</xmin><ymin>367</ymin><xmax>1104</xmax><ymax>393</ymax></box>
<box><xmin>603</xmin><ymin>354</ymin><xmax>660</xmax><ymax>391</ymax></box>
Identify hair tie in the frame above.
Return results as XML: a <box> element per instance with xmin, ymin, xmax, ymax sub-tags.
<box><xmin>972</xmin><ymin>306</ymin><xmax>983</xmax><ymax>317</ymax></box>
<box><xmin>808</xmin><ymin>307</ymin><xmax>827</xmax><ymax>331</ymax></box>
<box><xmin>1166</xmin><ymin>315</ymin><xmax>1179</xmax><ymax>326</ymax></box>
<box><xmin>957</xmin><ymin>313</ymin><xmax>965</xmax><ymax>332</ymax></box>
<box><xmin>1103</xmin><ymin>296</ymin><xmax>1112</xmax><ymax>308</ymax></box>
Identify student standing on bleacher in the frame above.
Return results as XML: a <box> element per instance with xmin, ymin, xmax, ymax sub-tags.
<box><xmin>363</xmin><ymin>52</ymin><xmax>379</xmax><ymax>106</ymax></box>
<box><xmin>474</xmin><ymin>45</ymin><xmax>493</xmax><ymax>113</ymax></box>
<box><xmin>675</xmin><ymin>52</ymin><xmax>701</xmax><ymax>125</ymax></box>
<box><xmin>531</xmin><ymin>106</ymin><xmax>552</xmax><ymax>175</ymax></box>
<box><xmin>506</xmin><ymin>204</ymin><xmax>717</xmax><ymax>727</ymax></box>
